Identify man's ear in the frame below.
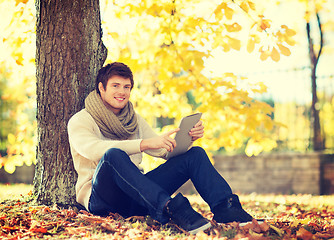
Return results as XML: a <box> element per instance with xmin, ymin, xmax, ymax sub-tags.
<box><xmin>98</xmin><ymin>82</ymin><xmax>105</xmax><ymax>93</ymax></box>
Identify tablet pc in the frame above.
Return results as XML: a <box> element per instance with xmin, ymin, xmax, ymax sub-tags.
<box><xmin>166</xmin><ymin>113</ymin><xmax>202</xmax><ymax>160</ymax></box>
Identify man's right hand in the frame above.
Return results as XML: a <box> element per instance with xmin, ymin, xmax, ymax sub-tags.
<box><xmin>140</xmin><ymin>128</ymin><xmax>179</xmax><ymax>152</ymax></box>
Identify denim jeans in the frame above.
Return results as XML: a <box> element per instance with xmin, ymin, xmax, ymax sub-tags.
<box><xmin>88</xmin><ymin>146</ymin><xmax>232</xmax><ymax>224</ymax></box>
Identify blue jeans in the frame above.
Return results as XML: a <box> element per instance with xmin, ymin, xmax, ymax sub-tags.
<box><xmin>88</xmin><ymin>146</ymin><xmax>232</xmax><ymax>224</ymax></box>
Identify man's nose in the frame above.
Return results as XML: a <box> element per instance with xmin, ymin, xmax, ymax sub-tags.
<box><xmin>119</xmin><ymin>87</ymin><xmax>126</xmax><ymax>94</ymax></box>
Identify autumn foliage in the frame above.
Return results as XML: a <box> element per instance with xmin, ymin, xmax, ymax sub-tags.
<box><xmin>1</xmin><ymin>193</ymin><xmax>334</xmax><ymax>239</ymax></box>
<box><xmin>104</xmin><ymin>0</ymin><xmax>297</xmax><ymax>159</ymax></box>
<box><xmin>0</xmin><ymin>0</ymin><xmax>36</xmax><ymax>173</ymax></box>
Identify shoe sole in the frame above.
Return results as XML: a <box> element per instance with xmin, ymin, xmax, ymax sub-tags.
<box><xmin>188</xmin><ymin>222</ymin><xmax>212</xmax><ymax>235</ymax></box>
<box><xmin>216</xmin><ymin>219</ymin><xmax>265</xmax><ymax>227</ymax></box>
<box><xmin>236</xmin><ymin>219</ymin><xmax>266</xmax><ymax>227</ymax></box>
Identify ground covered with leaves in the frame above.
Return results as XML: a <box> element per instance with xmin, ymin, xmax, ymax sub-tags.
<box><xmin>0</xmin><ymin>186</ymin><xmax>333</xmax><ymax>239</ymax></box>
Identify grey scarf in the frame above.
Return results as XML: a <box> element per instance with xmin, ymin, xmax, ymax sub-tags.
<box><xmin>85</xmin><ymin>90</ymin><xmax>138</xmax><ymax>140</ymax></box>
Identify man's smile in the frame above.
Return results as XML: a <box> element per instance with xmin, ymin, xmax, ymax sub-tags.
<box><xmin>115</xmin><ymin>97</ymin><xmax>126</xmax><ymax>101</ymax></box>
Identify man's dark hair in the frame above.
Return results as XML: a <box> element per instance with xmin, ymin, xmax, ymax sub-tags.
<box><xmin>96</xmin><ymin>62</ymin><xmax>134</xmax><ymax>95</ymax></box>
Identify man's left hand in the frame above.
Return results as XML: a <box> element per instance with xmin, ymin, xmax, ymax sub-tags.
<box><xmin>189</xmin><ymin>120</ymin><xmax>204</xmax><ymax>141</ymax></box>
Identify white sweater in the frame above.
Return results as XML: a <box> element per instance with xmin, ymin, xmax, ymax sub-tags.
<box><xmin>67</xmin><ymin>109</ymin><xmax>168</xmax><ymax>210</ymax></box>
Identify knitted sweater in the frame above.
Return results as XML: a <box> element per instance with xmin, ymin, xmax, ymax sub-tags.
<box><xmin>67</xmin><ymin>109</ymin><xmax>168</xmax><ymax>210</ymax></box>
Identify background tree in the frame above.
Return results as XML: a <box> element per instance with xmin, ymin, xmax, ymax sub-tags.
<box><xmin>251</xmin><ymin>0</ymin><xmax>333</xmax><ymax>152</ymax></box>
<box><xmin>278</xmin><ymin>0</ymin><xmax>333</xmax><ymax>151</ymax></box>
<box><xmin>306</xmin><ymin>5</ymin><xmax>324</xmax><ymax>151</ymax></box>
<box><xmin>34</xmin><ymin>0</ymin><xmax>107</xmax><ymax>205</ymax></box>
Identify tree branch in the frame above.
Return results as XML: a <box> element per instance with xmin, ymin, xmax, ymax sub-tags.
<box><xmin>315</xmin><ymin>12</ymin><xmax>324</xmax><ymax>66</ymax></box>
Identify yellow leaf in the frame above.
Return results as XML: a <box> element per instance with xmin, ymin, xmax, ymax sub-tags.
<box><xmin>277</xmin><ymin>43</ymin><xmax>291</xmax><ymax>56</ymax></box>
<box><xmin>260</xmin><ymin>52</ymin><xmax>269</xmax><ymax>61</ymax></box>
<box><xmin>228</xmin><ymin>37</ymin><xmax>240</xmax><ymax>50</ymax></box>
<box><xmin>304</xmin><ymin>11</ymin><xmax>311</xmax><ymax>22</ymax></box>
<box><xmin>222</xmin><ymin>42</ymin><xmax>231</xmax><ymax>52</ymax></box>
<box><xmin>269</xmin><ymin>225</ymin><xmax>284</xmax><ymax>237</ymax></box>
<box><xmin>259</xmin><ymin>47</ymin><xmax>270</xmax><ymax>61</ymax></box>
<box><xmin>147</xmin><ymin>3</ymin><xmax>161</xmax><ymax>16</ymax></box>
<box><xmin>240</xmin><ymin>1</ymin><xmax>249</xmax><ymax>13</ymax></box>
<box><xmin>225</xmin><ymin>6</ymin><xmax>234</xmax><ymax>20</ymax></box>
<box><xmin>247</xmin><ymin>38</ymin><xmax>255</xmax><ymax>53</ymax></box>
<box><xmin>264</xmin><ymin>119</ymin><xmax>274</xmax><ymax>130</ymax></box>
<box><xmin>248</xmin><ymin>1</ymin><xmax>256</xmax><ymax>10</ymax></box>
<box><xmin>214</xmin><ymin>2</ymin><xmax>226</xmax><ymax>20</ymax></box>
<box><xmin>281</xmin><ymin>25</ymin><xmax>296</xmax><ymax>36</ymax></box>
<box><xmin>214</xmin><ymin>2</ymin><xmax>234</xmax><ymax>20</ymax></box>
<box><xmin>285</xmin><ymin>37</ymin><xmax>296</xmax><ymax>46</ymax></box>
<box><xmin>259</xmin><ymin>19</ymin><xmax>271</xmax><ymax>31</ymax></box>
<box><xmin>15</xmin><ymin>0</ymin><xmax>28</xmax><ymax>6</ymax></box>
<box><xmin>271</xmin><ymin>47</ymin><xmax>280</xmax><ymax>62</ymax></box>
<box><xmin>13</xmin><ymin>52</ymin><xmax>24</xmax><ymax>66</ymax></box>
<box><xmin>131</xmin><ymin>221</ymin><xmax>140</xmax><ymax>229</ymax></box>
<box><xmin>225</xmin><ymin>23</ymin><xmax>242</xmax><ymax>32</ymax></box>
<box><xmin>251</xmin><ymin>81</ymin><xmax>268</xmax><ymax>94</ymax></box>
<box><xmin>108</xmin><ymin>32</ymin><xmax>119</xmax><ymax>39</ymax></box>
<box><xmin>245</xmin><ymin>139</ymin><xmax>262</xmax><ymax>156</ymax></box>
<box><xmin>4</xmin><ymin>162</ymin><xmax>16</xmax><ymax>174</ymax></box>
<box><xmin>8</xmin><ymin>133</ymin><xmax>16</xmax><ymax>145</ymax></box>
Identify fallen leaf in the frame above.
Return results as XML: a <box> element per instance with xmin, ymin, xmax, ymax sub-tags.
<box><xmin>30</xmin><ymin>226</ymin><xmax>48</xmax><ymax>234</ymax></box>
<box><xmin>296</xmin><ymin>227</ymin><xmax>313</xmax><ymax>240</ymax></box>
<box><xmin>259</xmin><ymin>221</ymin><xmax>270</xmax><ymax>232</ymax></box>
<box><xmin>269</xmin><ymin>224</ymin><xmax>284</xmax><ymax>237</ymax></box>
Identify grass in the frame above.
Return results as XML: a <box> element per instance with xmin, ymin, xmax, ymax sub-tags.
<box><xmin>0</xmin><ymin>183</ymin><xmax>33</xmax><ymax>202</ymax></box>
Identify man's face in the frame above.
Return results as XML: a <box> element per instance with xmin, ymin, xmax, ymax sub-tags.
<box><xmin>99</xmin><ymin>76</ymin><xmax>132</xmax><ymax>115</ymax></box>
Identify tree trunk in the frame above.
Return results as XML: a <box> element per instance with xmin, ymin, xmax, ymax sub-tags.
<box><xmin>306</xmin><ymin>13</ymin><xmax>324</xmax><ymax>151</ymax></box>
<box><xmin>34</xmin><ymin>0</ymin><xmax>107</xmax><ymax>206</ymax></box>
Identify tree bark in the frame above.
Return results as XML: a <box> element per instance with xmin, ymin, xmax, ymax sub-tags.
<box><xmin>306</xmin><ymin>12</ymin><xmax>324</xmax><ymax>151</ymax></box>
<box><xmin>34</xmin><ymin>0</ymin><xmax>107</xmax><ymax>205</ymax></box>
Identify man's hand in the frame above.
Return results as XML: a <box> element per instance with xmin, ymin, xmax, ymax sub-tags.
<box><xmin>140</xmin><ymin>128</ymin><xmax>180</xmax><ymax>152</ymax></box>
<box><xmin>189</xmin><ymin>120</ymin><xmax>204</xmax><ymax>141</ymax></box>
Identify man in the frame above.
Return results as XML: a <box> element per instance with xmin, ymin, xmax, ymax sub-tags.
<box><xmin>67</xmin><ymin>62</ymin><xmax>253</xmax><ymax>234</ymax></box>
